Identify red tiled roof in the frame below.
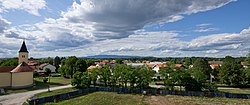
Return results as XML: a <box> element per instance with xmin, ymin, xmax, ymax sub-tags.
<box><xmin>87</xmin><ymin>65</ymin><xmax>97</xmax><ymax>70</ymax></box>
<box><xmin>11</xmin><ymin>62</ymin><xmax>34</xmax><ymax>72</ymax></box>
<box><xmin>0</xmin><ymin>66</ymin><xmax>16</xmax><ymax>72</ymax></box>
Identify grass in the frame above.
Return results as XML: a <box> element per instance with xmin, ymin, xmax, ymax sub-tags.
<box><xmin>219</xmin><ymin>89</ymin><xmax>250</xmax><ymax>94</ymax></box>
<box><xmin>145</xmin><ymin>95</ymin><xmax>250</xmax><ymax>105</ymax></box>
<box><xmin>34</xmin><ymin>87</ymin><xmax>78</xmax><ymax>98</ymax></box>
<box><xmin>44</xmin><ymin>92</ymin><xmax>147</xmax><ymax>105</ymax></box>
<box><xmin>5</xmin><ymin>77</ymin><xmax>71</xmax><ymax>94</ymax></box>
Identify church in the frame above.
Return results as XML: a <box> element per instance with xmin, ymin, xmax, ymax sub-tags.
<box><xmin>0</xmin><ymin>41</ymin><xmax>34</xmax><ymax>89</ymax></box>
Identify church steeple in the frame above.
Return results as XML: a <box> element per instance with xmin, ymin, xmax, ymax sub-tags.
<box><xmin>18</xmin><ymin>41</ymin><xmax>29</xmax><ymax>64</ymax></box>
<box><xmin>19</xmin><ymin>41</ymin><xmax>29</xmax><ymax>53</ymax></box>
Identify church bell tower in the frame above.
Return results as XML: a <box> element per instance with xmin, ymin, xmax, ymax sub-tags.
<box><xmin>18</xmin><ymin>41</ymin><xmax>29</xmax><ymax>64</ymax></box>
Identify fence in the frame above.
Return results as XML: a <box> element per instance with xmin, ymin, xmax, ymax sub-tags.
<box><xmin>28</xmin><ymin>87</ymin><xmax>250</xmax><ymax>105</ymax></box>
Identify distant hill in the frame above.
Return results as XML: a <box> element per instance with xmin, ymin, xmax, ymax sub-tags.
<box><xmin>84</xmin><ymin>55</ymin><xmax>147</xmax><ymax>58</ymax></box>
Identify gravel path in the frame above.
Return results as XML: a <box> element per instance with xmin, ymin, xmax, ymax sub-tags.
<box><xmin>0</xmin><ymin>85</ymin><xmax>72</xmax><ymax>105</ymax></box>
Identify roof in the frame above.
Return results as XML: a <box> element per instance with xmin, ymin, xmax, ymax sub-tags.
<box><xmin>208</xmin><ymin>61</ymin><xmax>223</xmax><ymax>65</ymax></box>
<box><xmin>19</xmin><ymin>41</ymin><xmax>29</xmax><ymax>53</ymax></box>
<box><xmin>0</xmin><ymin>66</ymin><xmax>16</xmax><ymax>72</ymax></box>
<box><xmin>39</xmin><ymin>63</ymin><xmax>50</xmax><ymax>69</ymax></box>
<box><xmin>11</xmin><ymin>62</ymin><xmax>34</xmax><ymax>72</ymax></box>
<box><xmin>87</xmin><ymin>65</ymin><xmax>97</xmax><ymax>70</ymax></box>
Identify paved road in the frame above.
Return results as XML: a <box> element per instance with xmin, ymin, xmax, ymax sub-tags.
<box><xmin>0</xmin><ymin>85</ymin><xmax>72</xmax><ymax>105</ymax></box>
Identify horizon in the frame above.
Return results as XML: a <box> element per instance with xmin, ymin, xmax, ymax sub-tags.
<box><xmin>0</xmin><ymin>0</ymin><xmax>250</xmax><ymax>58</ymax></box>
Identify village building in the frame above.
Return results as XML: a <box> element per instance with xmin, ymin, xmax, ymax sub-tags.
<box><xmin>36</xmin><ymin>63</ymin><xmax>56</xmax><ymax>73</ymax></box>
<box><xmin>0</xmin><ymin>41</ymin><xmax>34</xmax><ymax>89</ymax></box>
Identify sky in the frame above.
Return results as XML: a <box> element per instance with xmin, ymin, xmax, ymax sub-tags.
<box><xmin>0</xmin><ymin>0</ymin><xmax>250</xmax><ymax>58</ymax></box>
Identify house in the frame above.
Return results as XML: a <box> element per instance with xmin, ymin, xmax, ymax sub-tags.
<box><xmin>87</xmin><ymin>65</ymin><xmax>97</xmax><ymax>70</ymax></box>
<box><xmin>241</xmin><ymin>61</ymin><xmax>249</xmax><ymax>68</ymax></box>
<box><xmin>0</xmin><ymin>41</ymin><xmax>34</xmax><ymax>89</ymax></box>
<box><xmin>37</xmin><ymin>63</ymin><xmax>56</xmax><ymax>73</ymax></box>
<box><xmin>208</xmin><ymin>61</ymin><xmax>223</xmax><ymax>70</ymax></box>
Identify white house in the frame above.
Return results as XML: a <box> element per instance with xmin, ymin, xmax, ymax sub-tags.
<box><xmin>38</xmin><ymin>63</ymin><xmax>56</xmax><ymax>73</ymax></box>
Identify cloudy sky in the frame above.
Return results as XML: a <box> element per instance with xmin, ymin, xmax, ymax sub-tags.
<box><xmin>0</xmin><ymin>0</ymin><xmax>250</xmax><ymax>58</ymax></box>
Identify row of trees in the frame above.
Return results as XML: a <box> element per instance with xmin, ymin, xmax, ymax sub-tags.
<box><xmin>71</xmin><ymin>64</ymin><xmax>155</xmax><ymax>89</ymax></box>
<box><xmin>159</xmin><ymin>59</ymin><xmax>216</xmax><ymax>91</ymax></box>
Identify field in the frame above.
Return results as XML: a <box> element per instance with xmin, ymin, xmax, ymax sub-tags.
<box><xmin>5</xmin><ymin>77</ymin><xmax>71</xmax><ymax>94</ymax></box>
<box><xmin>40</xmin><ymin>91</ymin><xmax>250</xmax><ymax>105</ymax></box>
<box><xmin>44</xmin><ymin>92</ymin><xmax>147</xmax><ymax>105</ymax></box>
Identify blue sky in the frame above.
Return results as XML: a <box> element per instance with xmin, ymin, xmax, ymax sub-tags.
<box><xmin>0</xmin><ymin>0</ymin><xmax>250</xmax><ymax>58</ymax></box>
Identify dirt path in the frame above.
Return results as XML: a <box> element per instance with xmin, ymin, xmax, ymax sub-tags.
<box><xmin>0</xmin><ymin>85</ymin><xmax>72</xmax><ymax>105</ymax></box>
<box><xmin>147</xmin><ymin>95</ymin><xmax>174</xmax><ymax>105</ymax></box>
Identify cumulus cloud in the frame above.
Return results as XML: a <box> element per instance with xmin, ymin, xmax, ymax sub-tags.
<box><xmin>1</xmin><ymin>0</ymin><xmax>245</xmax><ymax>58</ymax></box>
<box><xmin>61</xmin><ymin>0</ymin><xmax>234</xmax><ymax>39</ymax></box>
<box><xmin>0</xmin><ymin>0</ymin><xmax>46</xmax><ymax>16</ymax></box>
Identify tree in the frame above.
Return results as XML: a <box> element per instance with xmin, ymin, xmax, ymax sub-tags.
<box><xmin>159</xmin><ymin>62</ymin><xmax>175</xmax><ymax>90</ymax></box>
<box><xmin>88</xmin><ymin>68</ymin><xmax>98</xmax><ymax>87</ymax></box>
<box><xmin>71</xmin><ymin>71</ymin><xmax>91</xmax><ymax>88</ymax></box>
<box><xmin>0</xmin><ymin>58</ymin><xmax>18</xmax><ymax>66</ymax></box>
<box><xmin>218</xmin><ymin>56</ymin><xmax>243</xmax><ymax>86</ymax></box>
<box><xmin>75</xmin><ymin>59</ymin><xmax>87</xmax><ymax>72</ymax></box>
<box><xmin>191</xmin><ymin>58</ymin><xmax>213</xmax><ymax>91</ymax></box>
<box><xmin>45</xmin><ymin>68</ymin><xmax>52</xmax><ymax>92</ymax></box>
<box><xmin>53</xmin><ymin>56</ymin><xmax>60</xmax><ymax>71</ymax></box>
<box><xmin>98</xmin><ymin>65</ymin><xmax>111</xmax><ymax>87</ymax></box>
<box><xmin>136</xmin><ymin>66</ymin><xmax>154</xmax><ymax>89</ymax></box>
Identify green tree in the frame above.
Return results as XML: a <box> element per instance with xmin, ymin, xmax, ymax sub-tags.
<box><xmin>136</xmin><ymin>66</ymin><xmax>154</xmax><ymax>89</ymax></box>
<box><xmin>53</xmin><ymin>56</ymin><xmax>60</xmax><ymax>71</ymax></box>
<box><xmin>75</xmin><ymin>59</ymin><xmax>87</xmax><ymax>72</ymax></box>
<box><xmin>192</xmin><ymin>58</ymin><xmax>212</xmax><ymax>84</ymax></box>
<box><xmin>88</xmin><ymin>68</ymin><xmax>98</xmax><ymax>87</ymax></box>
<box><xmin>0</xmin><ymin>58</ymin><xmax>18</xmax><ymax>66</ymax></box>
<box><xmin>159</xmin><ymin>62</ymin><xmax>175</xmax><ymax>90</ymax></box>
<box><xmin>45</xmin><ymin>68</ymin><xmax>52</xmax><ymax>92</ymax></box>
<box><xmin>71</xmin><ymin>71</ymin><xmax>91</xmax><ymax>88</ymax></box>
<box><xmin>218</xmin><ymin>56</ymin><xmax>243</xmax><ymax>86</ymax></box>
<box><xmin>99</xmin><ymin>65</ymin><xmax>111</xmax><ymax>87</ymax></box>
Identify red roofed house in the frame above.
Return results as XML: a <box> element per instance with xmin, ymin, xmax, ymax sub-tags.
<box><xmin>0</xmin><ymin>41</ymin><xmax>34</xmax><ymax>89</ymax></box>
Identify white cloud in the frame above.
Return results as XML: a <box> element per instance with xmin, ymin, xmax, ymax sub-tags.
<box><xmin>193</xmin><ymin>28</ymin><xmax>218</xmax><ymax>32</ymax></box>
<box><xmin>1</xmin><ymin>0</ymin><xmax>245</xmax><ymax>58</ymax></box>
<box><xmin>0</xmin><ymin>0</ymin><xmax>46</xmax><ymax>16</ymax></box>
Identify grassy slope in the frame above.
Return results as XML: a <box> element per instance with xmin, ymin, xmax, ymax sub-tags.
<box><xmin>219</xmin><ymin>89</ymin><xmax>250</xmax><ymax>94</ymax></box>
<box><xmin>145</xmin><ymin>95</ymin><xmax>250</xmax><ymax>105</ymax></box>
<box><xmin>5</xmin><ymin>77</ymin><xmax>71</xmax><ymax>94</ymax></box>
<box><xmin>44</xmin><ymin>92</ymin><xmax>147</xmax><ymax>105</ymax></box>
<box><xmin>34</xmin><ymin>87</ymin><xmax>78</xmax><ymax>98</ymax></box>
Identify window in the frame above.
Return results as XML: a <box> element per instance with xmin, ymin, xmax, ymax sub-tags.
<box><xmin>22</xmin><ymin>55</ymin><xmax>25</xmax><ymax>58</ymax></box>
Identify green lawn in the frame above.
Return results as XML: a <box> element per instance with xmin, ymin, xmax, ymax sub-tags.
<box><xmin>44</xmin><ymin>92</ymin><xmax>147</xmax><ymax>105</ymax></box>
<box><xmin>34</xmin><ymin>87</ymin><xmax>78</xmax><ymax>98</ymax></box>
<box><xmin>219</xmin><ymin>89</ymin><xmax>250</xmax><ymax>94</ymax></box>
<box><xmin>5</xmin><ymin>77</ymin><xmax>71</xmax><ymax>94</ymax></box>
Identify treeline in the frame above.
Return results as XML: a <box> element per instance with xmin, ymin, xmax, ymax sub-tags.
<box><xmin>71</xmin><ymin>64</ymin><xmax>155</xmax><ymax>89</ymax></box>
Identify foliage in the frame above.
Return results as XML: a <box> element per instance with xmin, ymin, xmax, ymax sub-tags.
<box><xmin>58</xmin><ymin>56</ymin><xmax>88</xmax><ymax>78</ymax></box>
<box><xmin>53</xmin><ymin>56</ymin><xmax>61</xmax><ymax>71</ymax></box>
<box><xmin>218</xmin><ymin>56</ymin><xmax>243</xmax><ymax>86</ymax></box>
<box><xmin>40</xmin><ymin>57</ymin><xmax>53</xmax><ymax>65</ymax></box>
<box><xmin>0</xmin><ymin>58</ymin><xmax>18</xmax><ymax>66</ymax></box>
<box><xmin>98</xmin><ymin>65</ymin><xmax>112</xmax><ymax>87</ymax></box>
<box><xmin>71</xmin><ymin>71</ymin><xmax>91</xmax><ymax>88</ymax></box>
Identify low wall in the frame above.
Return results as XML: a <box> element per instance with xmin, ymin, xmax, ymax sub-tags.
<box><xmin>12</xmin><ymin>72</ymin><xmax>33</xmax><ymax>88</ymax></box>
<box><xmin>0</xmin><ymin>72</ymin><xmax>11</xmax><ymax>88</ymax></box>
<box><xmin>28</xmin><ymin>87</ymin><xmax>250</xmax><ymax>105</ymax></box>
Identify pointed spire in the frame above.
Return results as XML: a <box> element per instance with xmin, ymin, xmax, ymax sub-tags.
<box><xmin>19</xmin><ymin>40</ymin><xmax>29</xmax><ymax>53</ymax></box>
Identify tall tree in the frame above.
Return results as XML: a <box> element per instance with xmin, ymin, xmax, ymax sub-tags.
<box><xmin>53</xmin><ymin>56</ymin><xmax>60</xmax><ymax>71</ymax></box>
<box><xmin>75</xmin><ymin>59</ymin><xmax>87</xmax><ymax>72</ymax></box>
<box><xmin>192</xmin><ymin>58</ymin><xmax>212</xmax><ymax>84</ymax></box>
<box><xmin>218</xmin><ymin>56</ymin><xmax>243</xmax><ymax>86</ymax></box>
<box><xmin>99</xmin><ymin>65</ymin><xmax>111</xmax><ymax>87</ymax></box>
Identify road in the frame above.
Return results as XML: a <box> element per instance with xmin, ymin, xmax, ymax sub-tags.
<box><xmin>0</xmin><ymin>85</ymin><xmax>72</xmax><ymax>105</ymax></box>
